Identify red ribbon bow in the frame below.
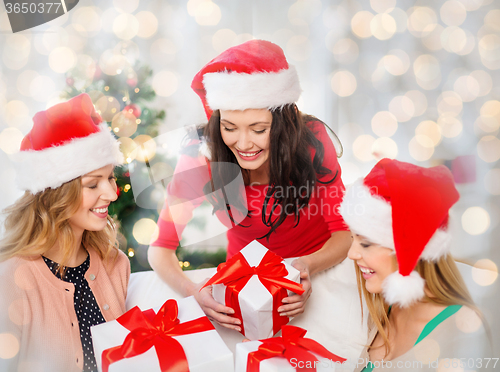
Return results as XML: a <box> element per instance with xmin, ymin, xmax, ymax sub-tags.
<box><xmin>102</xmin><ymin>299</ymin><xmax>214</xmax><ymax>372</ymax></box>
<box><xmin>201</xmin><ymin>250</ymin><xmax>304</xmax><ymax>336</ymax></box>
<box><xmin>247</xmin><ymin>325</ymin><xmax>347</xmax><ymax>372</ymax></box>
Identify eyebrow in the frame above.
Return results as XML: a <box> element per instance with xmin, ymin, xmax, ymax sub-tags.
<box><xmin>221</xmin><ymin>119</ymin><xmax>271</xmax><ymax>127</ymax></box>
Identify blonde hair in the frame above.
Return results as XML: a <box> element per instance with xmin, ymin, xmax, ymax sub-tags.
<box><xmin>357</xmin><ymin>254</ymin><xmax>484</xmax><ymax>358</ymax></box>
<box><xmin>0</xmin><ymin>177</ymin><xmax>119</xmax><ymax>274</ymax></box>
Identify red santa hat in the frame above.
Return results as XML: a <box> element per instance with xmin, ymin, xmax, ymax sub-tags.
<box><xmin>339</xmin><ymin>158</ymin><xmax>460</xmax><ymax>307</ymax></box>
<box><xmin>12</xmin><ymin>93</ymin><xmax>124</xmax><ymax>194</ymax></box>
<box><xmin>191</xmin><ymin>39</ymin><xmax>302</xmax><ymax>119</ymax></box>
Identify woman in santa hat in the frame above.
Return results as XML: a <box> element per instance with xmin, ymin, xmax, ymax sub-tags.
<box><xmin>340</xmin><ymin>158</ymin><xmax>491</xmax><ymax>371</ymax></box>
<box><xmin>148</xmin><ymin>40</ymin><xmax>353</xmax><ymax>334</ymax></box>
<box><xmin>0</xmin><ymin>93</ymin><xmax>129</xmax><ymax>372</ymax></box>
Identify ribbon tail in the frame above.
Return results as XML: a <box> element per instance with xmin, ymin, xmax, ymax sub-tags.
<box><xmin>156</xmin><ymin>339</ymin><xmax>190</xmax><ymax>372</ymax></box>
<box><xmin>102</xmin><ymin>345</ymin><xmax>125</xmax><ymax>372</ymax></box>
<box><xmin>272</xmin><ymin>287</ymin><xmax>291</xmax><ymax>335</ymax></box>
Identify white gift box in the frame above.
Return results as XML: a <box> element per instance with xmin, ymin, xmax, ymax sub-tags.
<box><xmin>91</xmin><ymin>296</ymin><xmax>234</xmax><ymax>372</ymax></box>
<box><xmin>211</xmin><ymin>240</ymin><xmax>302</xmax><ymax>340</ymax></box>
<box><xmin>235</xmin><ymin>340</ymin><xmax>339</xmax><ymax>372</ymax></box>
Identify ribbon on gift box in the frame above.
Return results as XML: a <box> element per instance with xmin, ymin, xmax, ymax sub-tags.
<box><xmin>247</xmin><ymin>325</ymin><xmax>346</xmax><ymax>372</ymax></box>
<box><xmin>101</xmin><ymin>299</ymin><xmax>214</xmax><ymax>372</ymax></box>
<box><xmin>201</xmin><ymin>250</ymin><xmax>304</xmax><ymax>336</ymax></box>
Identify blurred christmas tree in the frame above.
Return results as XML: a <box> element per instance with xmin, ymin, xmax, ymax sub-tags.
<box><xmin>64</xmin><ymin>61</ymin><xmax>167</xmax><ymax>272</ymax></box>
<box><xmin>63</xmin><ymin>55</ymin><xmax>226</xmax><ymax>273</ymax></box>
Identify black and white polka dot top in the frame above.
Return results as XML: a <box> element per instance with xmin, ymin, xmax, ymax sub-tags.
<box><xmin>43</xmin><ymin>254</ymin><xmax>105</xmax><ymax>372</ymax></box>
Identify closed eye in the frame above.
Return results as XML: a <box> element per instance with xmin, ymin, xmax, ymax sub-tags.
<box><xmin>254</xmin><ymin>129</ymin><xmax>266</xmax><ymax>134</ymax></box>
<box><xmin>222</xmin><ymin>126</ymin><xmax>235</xmax><ymax>132</ymax></box>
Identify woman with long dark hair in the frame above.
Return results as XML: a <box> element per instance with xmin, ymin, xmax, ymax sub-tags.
<box><xmin>148</xmin><ymin>40</ymin><xmax>351</xmax><ymax>331</ymax></box>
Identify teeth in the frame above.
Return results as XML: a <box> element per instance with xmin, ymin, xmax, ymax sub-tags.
<box><xmin>91</xmin><ymin>207</ymin><xmax>108</xmax><ymax>213</ymax></box>
<box><xmin>239</xmin><ymin>150</ymin><xmax>260</xmax><ymax>157</ymax></box>
<box><xmin>360</xmin><ymin>267</ymin><xmax>375</xmax><ymax>274</ymax></box>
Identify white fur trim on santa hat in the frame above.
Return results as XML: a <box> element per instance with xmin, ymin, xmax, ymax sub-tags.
<box><xmin>382</xmin><ymin>271</ymin><xmax>426</xmax><ymax>308</ymax></box>
<box><xmin>12</xmin><ymin>124</ymin><xmax>124</xmax><ymax>194</ymax></box>
<box><xmin>339</xmin><ymin>179</ymin><xmax>452</xmax><ymax>261</ymax></box>
<box><xmin>203</xmin><ymin>66</ymin><xmax>301</xmax><ymax>112</ymax></box>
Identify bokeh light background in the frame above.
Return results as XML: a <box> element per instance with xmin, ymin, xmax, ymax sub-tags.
<box><xmin>0</xmin><ymin>0</ymin><xmax>499</xmax><ymax>357</ymax></box>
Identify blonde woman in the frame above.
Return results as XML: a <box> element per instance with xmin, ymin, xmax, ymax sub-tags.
<box><xmin>0</xmin><ymin>94</ymin><xmax>129</xmax><ymax>372</ymax></box>
<box><xmin>339</xmin><ymin>158</ymin><xmax>491</xmax><ymax>372</ymax></box>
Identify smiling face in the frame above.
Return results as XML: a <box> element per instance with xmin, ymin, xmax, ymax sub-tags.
<box><xmin>347</xmin><ymin>234</ymin><xmax>398</xmax><ymax>294</ymax></box>
<box><xmin>219</xmin><ymin>109</ymin><xmax>272</xmax><ymax>172</ymax></box>
<box><xmin>68</xmin><ymin>164</ymin><xmax>118</xmax><ymax>237</ymax></box>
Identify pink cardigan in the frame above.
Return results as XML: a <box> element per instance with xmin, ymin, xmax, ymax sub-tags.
<box><xmin>0</xmin><ymin>247</ymin><xmax>130</xmax><ymax>372</ymax></box>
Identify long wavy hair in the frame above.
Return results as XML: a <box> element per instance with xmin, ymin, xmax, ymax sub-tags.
<box><xmin>356</xmin><ymin>254</ymin><xmax>489</xmax><ymax>358</ymax></box>
<box><xmin>201</xmin><ymin>104</ymin><xmax>338</xmax><ymax>240</ymax></box>
<box><xmin>0</xmin><ymin>177</ymin><xmax>119</xmax><ymax>275</ymax></box>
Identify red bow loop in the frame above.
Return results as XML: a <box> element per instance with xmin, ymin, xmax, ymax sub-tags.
<box><xmin>101</xmin><ymin>299</ymin><xmax>214</xmax><ymax>372</ymax></box>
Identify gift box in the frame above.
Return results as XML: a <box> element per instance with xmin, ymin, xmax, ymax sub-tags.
<box><xmin>202</xmin><ymin>240</ymin><xmax>304</xmax><ymax>340</ymax></box>
<box><xmin>91</xmin><ymin>296</ymin><xmax>234</xmax><ymax>372</ymax></box>
<box><xmin>235</xmin><ymin>325</ymin><xmax>346</xmax><ymax>372</ymax></box>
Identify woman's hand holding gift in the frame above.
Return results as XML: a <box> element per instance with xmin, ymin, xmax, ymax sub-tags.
<box><xmin>278</xmin><ymin>258</ymin><xmax>312</xmax><ymax>317</ymax></box>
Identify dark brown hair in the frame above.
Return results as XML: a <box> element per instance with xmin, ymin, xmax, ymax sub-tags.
<box><xmin>201</xmin><ymin>104</ymin><xmax>338</xmax><ymax>239</ymax></box>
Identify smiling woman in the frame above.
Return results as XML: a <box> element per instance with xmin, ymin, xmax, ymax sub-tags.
<box><xmin>148</xmin><ymin>40</ymin><xmax>352</xmax><ymax>336</ymax></box>
<box><xmin>0</xmin><ymin>94</ymin><xmax>130</xmax><ymax>372</ymax></box>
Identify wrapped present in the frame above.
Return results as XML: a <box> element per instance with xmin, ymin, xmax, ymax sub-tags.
<box><xmin>235</xmin><ymin>325</ymin><xmax>347</xmax><ymax>372</ymax></box>
<box><xmin>91</xmin><ymin>296</ymin><xmax>234</xmax><ymax>372</ymax></box>
<box><xmin>202</xmin><ymin>240</ymin><xmax>304</xmax><ymax>340</ymax></box>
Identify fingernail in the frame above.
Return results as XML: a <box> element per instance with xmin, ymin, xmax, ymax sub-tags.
<box><xmin>228</xmin><ymin>309</ymin><xmax>235</xmax><ymax>314</ymax></box>
<box><xmin>277</xmin><ymin>307</ymin><xmax>283</xmax><ymax>312</ymax></box>
<box><xmin>280</xmin><ymin>312</ymin><xmax>287</xmax><ymax>317</ymax></box>
<box><xmin>236</xmin><ymin>327</ymin><xmax>241</xmax><ymax>332</ymax></box>
<box><xmin>236</xmin><ymin>319</ymin><xmax>241</xmax><ymax>325</ymax></box>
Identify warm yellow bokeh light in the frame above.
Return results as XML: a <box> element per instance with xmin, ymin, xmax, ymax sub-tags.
<box><xmin>353</xmin><ymin>135</ymin><xmax>376</xmax><ymax>162</ymax></box>
<box><xmin>471</xmin><ymin>259</ymin><xmax>498</xmax><ymax>286</ymax></box>
<box><xmin>118</xmin><ymin>137</ymin><xmax>138</xmax><ymax>162</ymax></box>
<box><xmin>152</xmin><ymin>71</ymin><xmax>178</xmax><ymax>97</ymax></box>
<box><xmin>330</xmin><ymin>38</ymin><xmax>359</xmax><ymax>64</ymax></box>
<box><xmin>136</xmin><ymin>11</ymin><xmax>158</xmax><ymax>39</ymax></box>
<box><xmin>370</xmin><ymin>0</ymin><xmax>396</xmax><ymax>14</ymax></box>
<box><xmin>134</xmin><ymin>135</ymin><xmax>157</xmax><ymax>162</ymax></box>
<box><xmin>437</xmin><ymin>91</ymin><xmax>463</xmax><ymax>117</ymax></box>
<box><xmin>372</xmin><ymin>137</ymin><xmax>398</xmax><ymax>159</ymax></box>
<box><xmin>16</xmin><ymin>70</ymin><xmax>39</xmax><ymax>97</ymax></box>
<box><xmin>438</xmin><ymin>115</ymin><xmax>463</xmax><ymax>138</ymax></box>
<box><xmin>351</xmin><ymin>11</ymin><xmax>374</xmax><ymax>39</ymax></box>
<box><xmin>422</xmin><ymin>24</ymin><xmax>444</xmax><ymax>51</ymax></box>
<box><xmin>479</xmin><ymin>34</ymin><xmax>500</xmax><ymax>70</ymax></box>
<box><xmin>413</xmin><ymin>54</ymin><xmax>441</xmax><ymax>90</ymax></box>
<box><xmin>407</xmin><ymin>7</ymin><xmax>437</xmax><ymax>37</ymax></box>
<box><xmin>29</xmin><ymin>76</ymin><xmax>56</xmax><ymax>102</ymax></box>
<box><xmin>132</xmin><ymin>218</ymin><xmax>159</xmax><ymax>245</ymax></box>
<box><xmin>484</xmin><ymin>168</ymin><xmax>500</xmax><ymax>195</ymax></box>
<box><xmin>99</xmin><ymin>49</ymin><xmax>129</xmax><ymax>76</ymax></box>
<box><xmin>455</xmin><ymin>306</ymin><xmax>482</xmax><ymax>333</ymax></box>
<box><xmin>389</xmin><ymin>96</ymin><xmax>414</xmax><ymax>122</ymax></box>
<box><xmin>470</xmin><ymin>70</ymin><xmax>493</xmax><ymax>97</ymax></box>
<box><xmin>409</xmin><ymin>136</ymin><xmax>434</xmax><ymax>161</ymax></box>
<box><xmin>461</xmin><ymin>207</ymin><xmax>490</xmax><ymax>235</ymax></box>
<box><xmin>71</xmin><ymin>6</ymin><xmax>101</xmax><ymax>37</ymax></box>
<box><xmin>371</xmin><ymin>111</ymin><xmax>398</xmax><ymax>137</ymax></box>
<box><xmin>405</xmin><ymin>90</ymin><xmax>428</xmax><ymax>117</ymax></box>
<box><xmin>477</xmin><ymin>136</ymin><xmax>500</xmax><ymax>163</ymax></box>
<box><xmin>48</xmin><ymin>47</ymin><xmax>77</xmax><ymax>74</ymax></box>
<box><xmin>111</xmin><ymin>111</ymin><xmax>137</xmax><ymax>138</ymax></box>
<box><xmin>331</xmin><ymin>70</ymin><xmax>357</xmax><ymax>97</ymax></box>
<box><xmin>0</xmin><ymin>128</ymin><xmax>24</xmax><ymax>154</ymax></box>
<box><xmin>416</xmin><ymin>120</ymin><xmax>442</xmax><ymax>147</ymax></box>
<box><xmin>0</xmin><ymin>333</ymin><xmax>19</xmax><ymax>359</ymax></box>
<box><xmin>95</xmin><ymin>96</ymin><xmax>121</xmax><ymax>122</ymax></box>
<box><xmin>370</xmin><ymin>13</ymin><xmax>396</xmax><ymax>40</ymax></box>
<box><xmin>113</xmin><ymin>0</ymin><xmax>140</xmax><ymax>13</ymax></box>
<box><xmin>193</xmin><ymin>0</ymin><xmax>221</xmax><ymax>26</ymax></box>
<box><xmin>453</xmin><ymin>75</ymin><xmax>480</xmax><ymax>102</ymax></box>
<box><xmin>382</xmin><ymin>49</ymin><xmax>410</xmax><ymax>76</ymax></box>
<box><xmin>440</xmin><ymin>0</ymin><xmax>467</xmax><ymax>27</ymax></box>
<box><xmin>113</xmin><ymin>13</ymin><xmax>139</xmax><ymax>40</ymax></box>
<box><xmin>475</xmin><ymin>115</ymin><xmax>499</xmax><ymax>135</ymax></box>
<box><xmin>4</xmin><ymin>100</ymin><xmax>29</xmax><ymax>127</ymax></box>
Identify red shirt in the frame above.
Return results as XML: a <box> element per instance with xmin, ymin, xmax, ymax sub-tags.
<box><xmin>152</xmin><ymin>120</ymin><xmax>348</xmax><ymax>259</ymax></box>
